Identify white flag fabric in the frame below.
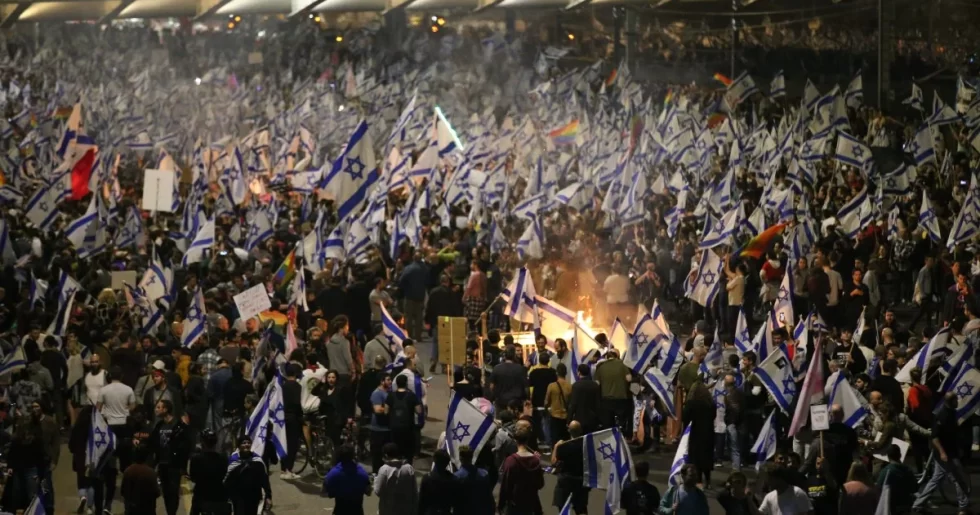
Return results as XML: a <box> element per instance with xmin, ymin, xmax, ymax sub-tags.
<box><xmin>834</xmin><ymin>132</ymin><xmax>873</xmax><ymax>169</ymax></box>
<box><xmin>947</xmin><ymin>195</ymin><xmax>980</xmax><ymax>249</ymax></box>
<box><xmin>583</xmin><ymin>427</ymin><xmax>633</xmax><ymax>489</ymax></box>
<box><xmin>909</xmin><ymin>125</ymin><xmax>937</xmax><ymax>167</ymax></box>
<box><xmin>0</xmin><ymin>344</ymin><xmax>26</xmax><ymax>377</ymax></box>
<box><xmin>445</xmin><ymin>391</ymin><xmax>496</xmax><ymax>466</ymax></box>
<box><xmin>625</xmin><ymin>313</ymin><xmax>672</xmax><ymax>374</ymax></box>
<box><xmin>919</xmin><ymin>191</ymin><xmax>942</xmax><ymax>243</ymax></box>
<box><xmin>754</xmin><ymin>346</ymin><xmax>797</xmax><ymax>412</ymax></box>
<box><xmin>86</xmin><ymin>408</ymin><xmax>117</xmax><ymax>473</ymax></box>
<box><xmin>734</xmin><ymin>308</ymin><xmax>752</xmax><ymax>354</ymax></box>
<box><xmin>836</xmin><ymin>185</ymin><xmax>873</xmax><ymax>238</ymax></box>
<box><xmin>643</xmin><ymin>366</ymin><xmax>677</xmax><ymax>419</ymax></box>
<box><xmin>770</xmin><ymin>71</ymin><xmax>786</xmax><ymax>98</ymax></box>
<box><xmin>667</xmin><ymin>424</ymin><xmax>691</xmax><ymax>485</ymax></box>
<box><xmin>687</xmin><ymin>250</ymin><xmax>724</xmax><ymax>307</ymax></box>
<box><xmin>897</xmin><ymin>327</ymin><xmax>952</xmax><ymax>383</ymax></box>
<box><xmin>322</xmin><ymin>120</ymin><xmax>380</xmax><ymax>220</ymax></box>
<box><xmin>181</xmin><ymin>218</ymin><xmax>215</xmax><ymax>266</ymax></box>
<box><xmin>501</xmin><ymin>267</ymin><xmax>540</xmax><ymax>326</ymax></box>
<box><xmin>827</xmin><ymin>372</ymin><xmax>870</xmax><ymax>428</ymax></box>
<box><xmin>181</xmin><ymin>287</ymin><xmax>206</xmax><ymax>348</ymax></box>
<box><xmin>942</xmin><ymin>364</ymin><xmax>980</xmax><ymax>424</ymax></box>
<box><xmin>751</xmin><ymin>411</ymin><xmax>778</xmax><ymax>470</ymax></box>
<box><xmin>381</xmin><ymin>302</ymin><xmax>408</xmax><ymax>348</ymax></box>
<box><xmin>845</xmin><ymin>71</ymin><xmax>863</xmax><ymax>108</ymax></box>
<box><xmin>245</xmin><ymin>376</ymin><xmax>288</xmax><ymax>458</ymax></box>
<box><xmin>904</xmin><ymin>83</ymin><xmax>924</xmax><ymax>111</ymax></box>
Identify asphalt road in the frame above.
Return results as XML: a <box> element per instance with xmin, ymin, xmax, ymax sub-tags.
<box><xmin>46</xmin><ymin>337</ymin><xmax>980</xmax><ymax>514</ymax></box>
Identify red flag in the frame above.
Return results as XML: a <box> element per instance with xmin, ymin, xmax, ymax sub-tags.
<box><xmin>69</xmin><ymin>148</ymin><xmax>96</xmax><ymax>201</ymax></box>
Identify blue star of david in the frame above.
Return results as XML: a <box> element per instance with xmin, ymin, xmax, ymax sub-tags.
<box><xmin>38</xmin><ymin>201</ymin><xmax>48</xmax><ymax>212</ymax></box>
<box><xmin>964</xmin><ymin>213</ymin><xmax>976</xmax><ymax>227</ymax></box>
<box><xmin>270</xmin><ymin>402</ymin><xmax>286</xmax><ymax>428</ymax></box>
<box><xmin>451</xmin><ymin>421</ymin><xmax>471</xmax><ymax>442</ymax></box>
<box><xmin>635</xmin><ymin>333</ymin><xmax>650</xmax><ymax>346</ymax></box>
<box><xmin>713</xmin><ymin>388</ymin><xmax>726</xmax><ymax>409</ymax></box>
<box><xmin>956</xmin><ymin>382</ymin><xmax>975</xmax><ymax>399</ymax></box>
<box><xmin>852</xmin><ymin>146</ymin><xmax>864</xmax><ymax>158</ymax></box>
<box><xmin>257</xmin><ymin>425</ymin><xmax>268</xmax><ymax>443</ymax></box>
<box><xmin>886</xmin><ymin>178</ymin><xmax>897</xmax><ymax>188</ymax></box>
<box><xmin>598</xmin><ymin>441</ymin><xmax>616</xmax><ymax>461</ymax></box>
<box><xmin>93</xmin><ymin>427</ymin><xmax>107</xmax><ymax>448</ymax></box>
<box><xmin>347</xmin><ymin>233</ymin><xmax>357</xmax><ymax>246</ymax></box>
<box><xmin>697</xmin><ymin>140</ymin><xmax>707</xmax><ymax>150</ymax></box>
<box><xmin>802</xmin><ymin>144</ymin><xmax>812</xmax><ymax>155</ymax></box>
<box><xmin>307</xmin><ymin>174</ymin><xmax>319</xmax><ymax>187</ymax></box>
<box><xmin>782</xmin><ymin>376</ymin><xmax>797</xmax><ymax>397</ymax></box>
<box><xmin>249</xmin><ymin>225</ymin><xmax>259</xmax><ymax>237</ymax></box>
<box><xmin>714</xmin><ymin>221</ymin><xmax>725</xmax><ymax>233</ymax></box>
<box><xmin>344</xmin><ymin>156</ymin><xmax>365</xmax><ymax>180</ymax></box>
<box><xmin>187</xmin><ymin>304</ymin><xmax>201</xmax><ymax>320</ymax></box>
<box><xmin>777</xmin><ymin>286</ymin><xmax>790</xmax><ymax>301</ymax></box>
<box><xmin>702</xmin><ymin>270</ymin><xmax>717</xmax><ymax>286</ymax></box>
<box><xmin>908</xmin><ymin>141</ymin><xmax>919</xmax><ymax>154</ymax></box>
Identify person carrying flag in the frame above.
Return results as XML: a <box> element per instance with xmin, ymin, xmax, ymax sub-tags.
<box><xmin>224</xmin><ymin>434</ymin><xmax>273</xmax><ymax>515</ymax></box>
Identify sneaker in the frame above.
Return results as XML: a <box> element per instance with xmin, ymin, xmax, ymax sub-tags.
<box><xmin>76</xmin><ymin>498</ymin><xmax>87</xmax><ymax>514</ymax></box>
<box><xmin>972</xmin><ymin>444</ymin><xmax>979</xmax><ymax>452</ymax></box>
<box><xmin>280</xmin><ymin>472</ymin><xmax>293</xmax><ymax>480</ymax></box>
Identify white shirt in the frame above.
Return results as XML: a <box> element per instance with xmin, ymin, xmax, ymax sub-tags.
<box><xmin>759</xmin><ymin>486</ymin><xmax>813</xmax><ymax>515</ymax></box>
<box><xmin>98</xmin><ymin>382</ymin><xmax>135</xmax><ymax>425</ymax></box>
<box><xmin>84</xmin><ymin>370</ymin><xmax>107</xmax><ymax>406</ymax></box>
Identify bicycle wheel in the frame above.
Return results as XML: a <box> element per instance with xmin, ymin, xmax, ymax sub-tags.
<box><xmin>311</xmin><ymin>429</ymin><xmax>336</xmax><ymax>477</ymax></box>
<box><xmin>292</xmin><ymin>439</ymin><xmax>310</xmax><ymax>475</ymax></box>
<box><xmin>216</xmin><ymin>418</ymin><xmax>242</xmax><ymax>456</ymax></box>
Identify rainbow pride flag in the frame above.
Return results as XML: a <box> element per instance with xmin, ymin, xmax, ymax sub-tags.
<box><xmin>604</xmin><ymin>68</ymin><xmax>618</xmax><ymax>87</ymax></box>
<box><xmin>52</xmin><ymin>106</ymin><xmax>73</xmax><ymax>120</ymax></box>
<box><xmin>713</xmin><ymin>73</ymin><xmax>733</xmax><ymax>87</ymax></box>
<box><xmin>738</xmin><ymin>223</ymin><xmax>787</xmax><ymax>259</ymax></box>
<box><xmin>663</xmin><ymin>88</ymin><xmax>674</xmax><ymax>107</ymax></box>
<box><xmin>274</xmin><ymin>248</ymin><xmax>297</xmax><ymax>286</ymax></box>
<box><xmin>548</xmin><ymin>120</ymin><xmax>580</xmax><ymax>146</ymax></box>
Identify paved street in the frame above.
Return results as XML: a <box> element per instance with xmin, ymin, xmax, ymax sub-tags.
<box><xmin>46</xmin><ymin>337</ymin><xmax>980</xmax><ymax>514</ymax></box>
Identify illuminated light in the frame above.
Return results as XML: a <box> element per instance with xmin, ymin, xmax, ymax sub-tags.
<box><xmin>314</xmin><ymin>16</ymin><xmax>321</xmax><ymax>22</ymax></box>
<box><xmin>431</xmin><ymin>25</ymin><xmax>438</xmax><ymax>32</ymax></box>
<box><xmin>257</xmin><ymin>30</ymin><xmax>266</xmax><ymax>38</ymax></box>
<box><xmin>234</xmin><ymin>16</ymin><xmax>241</xmax><ymax>22</ymax></box>
<box><xmin>437</xmin><ymin>17</ymin><xmax>445</xmax><ymax>25</ymax></box>
<box><xmin>335</xmin><ymin>35</ymin><xmax>343</xmax><ymax>42</ymax></box>
<box><xmin>194</xmin><ymin>77</ymin><xmax>202</xmax><ymax>85</ymax></box>
<box><xmin>228</xmin><ymin>14</ymin><xmax>234</xmax><ymax>18</ymax></box>
<box><xmin>309</xmin><ymin>13</ymin><xmax>314</xmax><ymax>18</ymax></box>
<box><xmin>338</xmin><ymin>105</ymin><xmax>345</xmax><ymax>112</ymax></box>
<box><xmin>567</xmin><ymin>33</ymin><xmax>575</xmax><ymax>40</ymax></box>
<box><xmin>431</xmin><ymin>15</ymin><xmax>437</xmax><ymax>21</ymax></box>
<box><xmin>227</xmin><ymin>22</ymin><xmax>235</xmax><ymax>29</ymax></box>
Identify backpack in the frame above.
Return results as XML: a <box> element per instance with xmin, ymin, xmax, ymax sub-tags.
<box><xmin>389</xmin><ymin>391</ymin><xmax>415</xmax><ymax>430</ymax></box>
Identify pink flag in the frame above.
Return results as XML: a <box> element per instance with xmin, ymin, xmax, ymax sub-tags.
<box><xmin>788</xmin><ymin>337</ymin><xmax>825</xmax><ymax>436</ymax></box>
<box><xmin>285</xmin><ymin>322</ymin><xmax>298</xmax><ymax>357</ymax></box>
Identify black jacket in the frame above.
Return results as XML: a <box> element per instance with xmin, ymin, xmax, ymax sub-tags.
<box><xmin>418</xmin><ymin>469</ymin><xmax>456</xmax><ymax>515</ymax></box>
<box><xmin>567</xmin><ymin>379</ymin><xmax>602</xmax><ymax>431</ymax></box>
<box><xmin>147</xmin><ymin>417</ymin><xmax>192</xmax><ymax>470</ymax></box>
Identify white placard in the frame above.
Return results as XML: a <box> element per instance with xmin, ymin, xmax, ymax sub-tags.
<box><xmin>873</xmin><ymin>438</ymin><xmax>910</xmax><ymax>463</ymax></box>
<box><xmin>248</xmin><ymin>52</ymin><xmax>264</xmax><ymax>65</ymax></box>
<box><xmin>810</xmin><ymin>404</ymin><xmax>830</xmax><ymax>431</ymax></box>
<box><xmin>234</xmin><ymin>284</ymin><xmax>272</xmax><ymax>321</ymax></box>
<box><xmin>110</xmin><ymin>271</ymin><xmax>137</xmax><ymax>290</ymax></box>
<box><xmin>142</xmin><ymin>169</ymin><xmax>175</xmax><ymax>213</ymax></box>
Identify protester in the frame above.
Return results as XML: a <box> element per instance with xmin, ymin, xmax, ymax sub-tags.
<box><xmin>224</xmin><ymin>435</ymin><xmax>273</xmax><ymax>515</ymax></box>
<box><xmin>188</xmin><ymin>429</ymin><xmax>229</xmax><ymax>515</ymax></box>
<box><xmin>374</xmin><ymin>442</ymin><xmax>418</xmax><ymax>515</ymax></box>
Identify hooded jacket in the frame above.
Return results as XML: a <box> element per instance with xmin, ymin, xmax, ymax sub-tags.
<box><xmin>498</xmin><ymin>453</ymin><xmax>544</xmax><ymax>514</ymax></box>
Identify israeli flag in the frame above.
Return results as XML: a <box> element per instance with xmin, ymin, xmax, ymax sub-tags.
<box><xmin>139</xmin><ymin>261</ymin><xmax>172</xmax><ymax>305</ymax></box>
<box><xmin>47</xmin><ymin>291</ymin><xmax>76</xmax><ymax>337</ymax></box>
<box><xmin>903</xmin><ymin>83</ymin><xmax>924</xmax><ymax>111</ymax></box>
<box><xmin>827</xmin><ymin>372</ymin><xmax>869</xmax><ymax>428</ymax></box>
<box><xmin>584</xmin><ymin>427</ymin><xmax>633</xmax><ymax>489</ymax></box>
<box><xmin>86</xmin><ymin>408</ymin><xmax>116</xmax><ymax>474</ymax></box>
<box><xmin>182</xmin><ymin>218</ymin><xmax>215</xmax><ymax>267</ymax></box>
<box><xmin>882</xmin><ymin>164</ymin><xmax>913</xmax><ymax>197</ymax></box>
<box><xmin>772</xmin><ymin>264</ymin><xmax>794</xmax><ymax>328</ymax></box>
<box><xmin>516</xmin><ymin>217</ymin><xmax>544</xmax><ymax>261</ymax></box>
<box><xmin>947</xmin><ymin>197</ymin><xmax>980</xmax><ymax>249</ymax></box>
<box><xmin>836</xmin><ymin>185</ymin><xmax>873</xmax><ymax>239</ymax></box>
<box><xmin>24</xmin><ymin>178</ymin><xmax>62</xmax><ymax>231</ymax></box>
<box><xmin>643</xmin><ymin>366</ymin><xmax>677</xmax><ymax>419</ymax></box>
<box><xmin>770</xmin><ymin>71</ymin><xmax>786</xmax><ymax>98</ymax></box>
<box><xmin>919</xmin><ymin>191</ymin><xmax>943</xmax><ymax>243</ymax></box>
<box><xmin>381</xmin><ymin>303</ymin><xmax>407</xmax><ymax>348</ymax></box>
<box><xmin>908</xmin><ymin>125</ymin><xmax>937</xmax><ymax>167</ymax></box>
<box><xmin>114</xmin><ymin>206</ymin><xmax>144</xmax><ymax>249</ymax></box>
<box><xmin>734</xmin><ymin>309</ymin><xmax>752</xmax><ymax>354</ymax></box>
<box><xmin>750</xmin><ymin>411</ymin><xmax>778</xmax><ymax>470</ymax></box>
<box><xmin>667</xmin><ymin>424</ymin><xmax>691</xmax><ymax>485</ymax></box>
<box><xmin>321</xmin><ymin>120</ymin><xmax>380</xmax><ymax>220</ymax></box>
<box><xmin>927</xmin><ymin>92</ymin><xmax>960</xmax><ymax>127</ymax></box>
<box><xmin>699</xmin><ymin>206</ymin><xmax>741</xmax><ymax>249</ymax></box>
<box><xmin>844</xmin><ymin>71</ymin><xmax>863</xmax><ymax>108</ymax></box>
<box><xmin>181</xmin><ymin>288</ymin><xmax>206</xmax><ymax>348</ymax></box>
<box><xmin>625</xmin><ymin>313</ymin><xmax>671</xmax><ymax>374</ymax></box>
<box><xmin>687</xmin><ymin>250</ymin><xmax>724</xmax><ymax>307</ymax></box>
<box><xmin>501</xmin><ymin>267</ymin><xmax>540</xmax><ymax>327</ymax></box>
<box><xmin>753</xmin><ymin>346</ymin><xmax>796</xmax><ymax>412</ymax></box>
<box><xmin>940</xmin><ymin>364</ymin><xmax>980</xmax><ymax>425</ymax></box>
<box><xmin>753</xmin><ymin>319</ymin><xmax>776</xmax><ymax>362</ymax></box>
<box><xmin>245</xmin><ymin>211</ymin><xmax>274</xmax><ymax>251</ymax></box>
<box><xmin>0</xmin><ymin>344</ymin><xmax>27</xmax><ymax>377</ymax></box>
<box><xmin>725</xmin><ymin>71</ymin><xmax>759</xmax><ymax>107</ymax></box>
<box><xmin>445</xmin><ymin>391</ymin><xmax>496</xmax><ymax>466</ymax></box>
<box><xmin>834</xmin><ymin>132</ymin><xmax>873</xmax><ymax>169</ymax></box>
<box><xmin>245</xmin><ymin>375</ymin><xmax>288</xmax><ymax>458</ymax></box>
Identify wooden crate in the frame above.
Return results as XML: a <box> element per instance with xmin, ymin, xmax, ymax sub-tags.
<box><xmin>437</xmin><ymin>316</ymin><xmax>469</xmax><ymax>366</ymax></box>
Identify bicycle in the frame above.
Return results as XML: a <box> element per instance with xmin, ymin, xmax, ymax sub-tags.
<box><xmin>294</xmin><ymin>416</ymin><xmax>361</xmax><ymax>477</ymax></box>
<box><xmin>216</xmin><ymin>412</ymin><xmax>247</xmax><ymax>456</ymax></box>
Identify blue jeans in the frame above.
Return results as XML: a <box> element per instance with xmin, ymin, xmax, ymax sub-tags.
<box><xmin>726</xmin><ymin>424</ymin><xmax>742</xmax><ymax>470</ymax></box>
<box><xmin>913</xmin><ymin>456</ymin><xmax>970</xmax><ymax>510</ymax></box>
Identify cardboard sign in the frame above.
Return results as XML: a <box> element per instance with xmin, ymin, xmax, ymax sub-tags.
<box><xmin>872</xmin><ymin>438</ymin><xmax>910</xmax><ymax>463</ymax></box>
<box><xmin>111</xmin><ymin>271</ymin><xmax>137</xmax><ymax>290</ymax></box>
<box><xmin>810</xmin><ymin>404</ymin><xmax>830</xmax><ymax>431</ymax></box>
<box><xmin>234</xmin><ymin>284</ymin><xmax>272</xmax><ymax>322</ymax></box>
<box><xmin>142</xmin><ymin>169</ymin><xmax>175</xmax><ymax>213</ymax></box>
<box><xmin>248</xmin><ymin>52</ymin><xmax>264</xmax><ymax>65</ymax></box>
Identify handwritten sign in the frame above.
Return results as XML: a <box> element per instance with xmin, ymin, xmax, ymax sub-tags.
<box><xmin>810</xmin><ymin>404</ymin><xmax>830</xmax><ymax>431</ymax></box>
<box><xmin>872</xmin><ymin>438</ymin><xmax>910</xmax><ymax>463</ymax></box>
<box><xmin>142</xmin><ymin>169</ymin><xmax>174</xmax><ymax>213</ymax></box>
<box><xmin>111</xmin><ymin>271</ymin><xmax>137</xmax><ymax>291</ymax></box>
<box><xmin>234</xmin><ymin>284</ymin><xmax>271</xmax><ymax>321</ymax></box>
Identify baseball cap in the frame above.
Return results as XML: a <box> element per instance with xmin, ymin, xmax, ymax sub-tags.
<box><xmin>151</xmin><ymin>360</ymin><xmax>166</xmax><ymax>371</ymax></box>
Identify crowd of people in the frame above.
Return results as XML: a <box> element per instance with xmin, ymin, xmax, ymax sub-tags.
<box><xmin>0</xmin><ymin>11</ymin><xmax>974</xmax><ymax>515</ymax></box>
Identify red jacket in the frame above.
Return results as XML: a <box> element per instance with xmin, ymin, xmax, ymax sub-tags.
<box><xmin>497</xmin><ymin>453</ymin><xmax>544</xmax><ymax>514</ymax></box>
